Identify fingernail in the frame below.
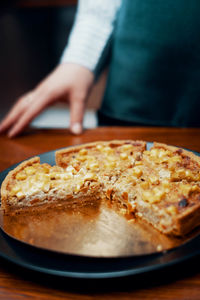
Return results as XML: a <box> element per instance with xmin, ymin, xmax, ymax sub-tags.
<box><xmin>71</xmin><ymin>123</ymin><xmax>82</xmax><ymax>135</ymax></box>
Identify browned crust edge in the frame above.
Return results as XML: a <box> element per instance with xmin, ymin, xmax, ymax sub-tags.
<box><xmin>3</xmin><ymin>194</ymin><xmax>102</xmax><ymax>217</ymax></box>
<box><xmin>173</xmin><ymin>202</ymin><xmax>200</xmax><ymax>236</ymax></box>
<box><xmin>1</xmin><ymin>157</ymin><xmax>40</xmax><ymax>212</ymax></box>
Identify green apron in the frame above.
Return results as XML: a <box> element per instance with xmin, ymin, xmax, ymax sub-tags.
<box><xmin>100</xmin><ymin>0</ymin><xmax>200</xmax><ymax>127</ymax></box>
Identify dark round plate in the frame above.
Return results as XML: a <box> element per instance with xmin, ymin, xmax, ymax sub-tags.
<box><xmin>0</xmin><ymin>144</ymin><xmax>200</xmax><ymax>279</ymax></box>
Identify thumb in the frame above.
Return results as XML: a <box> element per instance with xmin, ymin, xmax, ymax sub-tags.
<box><xmin>69</xmin><ymin>94</ymin><xmax>86</xmax><ymax>135</ymax></box>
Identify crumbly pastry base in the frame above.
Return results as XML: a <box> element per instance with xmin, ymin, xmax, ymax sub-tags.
<box><xmin>1</xmin><ymin>140</ymin><xmax>200</xmax><ymax>237</ymax></box>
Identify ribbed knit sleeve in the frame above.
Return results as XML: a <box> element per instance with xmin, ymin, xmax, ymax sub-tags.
<box><xmin>60</xmin><ymin>0</ymin><xmax>122</xmax><ymax>72</ymax></box>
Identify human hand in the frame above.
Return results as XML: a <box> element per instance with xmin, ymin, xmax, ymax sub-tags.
<box><xmin>0</xmin><ymin>63</ymin><xmax>94</xmax><ymax>137</ymax></box>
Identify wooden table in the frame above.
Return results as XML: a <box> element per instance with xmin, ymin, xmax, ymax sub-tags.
<box><xmin>0</xmin><ymin>127</ymin><xmax>200</xmax><ymax>299</ymax></box>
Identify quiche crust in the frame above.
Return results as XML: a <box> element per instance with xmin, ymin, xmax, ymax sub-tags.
<box><xmin>1</xmin><ymin>140</ymin><xmax>200</xmax><ymax>237</ymax></box>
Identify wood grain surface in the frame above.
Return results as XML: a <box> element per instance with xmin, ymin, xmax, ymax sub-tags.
<box><xmin>0</xmin><ymin>127</ymin><xmax>200</xmax><ymax>299</ymax></box>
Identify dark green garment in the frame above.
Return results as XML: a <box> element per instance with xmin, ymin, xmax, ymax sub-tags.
<box><xmin>100</xmin><ymin>0</ymin><xmax>200</xmax><ymax>127</ymax></box>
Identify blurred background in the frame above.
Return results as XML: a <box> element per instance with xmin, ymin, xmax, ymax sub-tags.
<box><xmin>0</xmin><ymin>0</ymin><xmax>106</xmax><ymax>130</ymax></box>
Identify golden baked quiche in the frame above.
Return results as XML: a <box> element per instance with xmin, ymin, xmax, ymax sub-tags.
<box><xmin>1</xmin><ymin>140</ymin><xmax>200</xmax><ymax>237</ymax></box>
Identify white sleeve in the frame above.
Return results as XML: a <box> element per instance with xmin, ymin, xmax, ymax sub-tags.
<box><xmin>60</xmin><ymin>0</ymin><xmax>122</xmax><ymax>72</ymax></box>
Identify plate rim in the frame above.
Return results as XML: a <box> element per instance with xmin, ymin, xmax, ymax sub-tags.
<box><xmin>0</xmin><ymin>142</ymin><xmax>199</xmax><ymax>279</ymax></box>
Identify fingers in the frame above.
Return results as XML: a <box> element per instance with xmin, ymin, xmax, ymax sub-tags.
<box><xmin>69</xmin><ymin>94</ymin><xmax>86</xmax><ymax>135</ymax></box>
<box><xmin>0</xmin><ymin>93</ymin><xmax>33</xmax><ymax>134</ymax></box>
<box><xmin>0</xmin><ymin>66</ymin><xmax>65</xmax><ymax>137</ymax></box>
<box><xmin>7</xmin><ymin>94</ymin><xmax>50</xmax><ymax>138</ymax></box>
<box><xmin>0</xmin><ymin>64</ymin><xmax>94</xmax><ymax>137</ymax></box>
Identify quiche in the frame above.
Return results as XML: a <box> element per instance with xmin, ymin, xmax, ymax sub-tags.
<box><xmin>1</xmin><ymin>140</ymin><xmax>200</xmax><ymax>237</ymax></box>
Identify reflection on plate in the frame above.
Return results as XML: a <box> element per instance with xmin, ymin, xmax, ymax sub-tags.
<box><xmin>2</xmin><ymin>200</ymin><xmax>199</xmax><ymax>258</ymax></box>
